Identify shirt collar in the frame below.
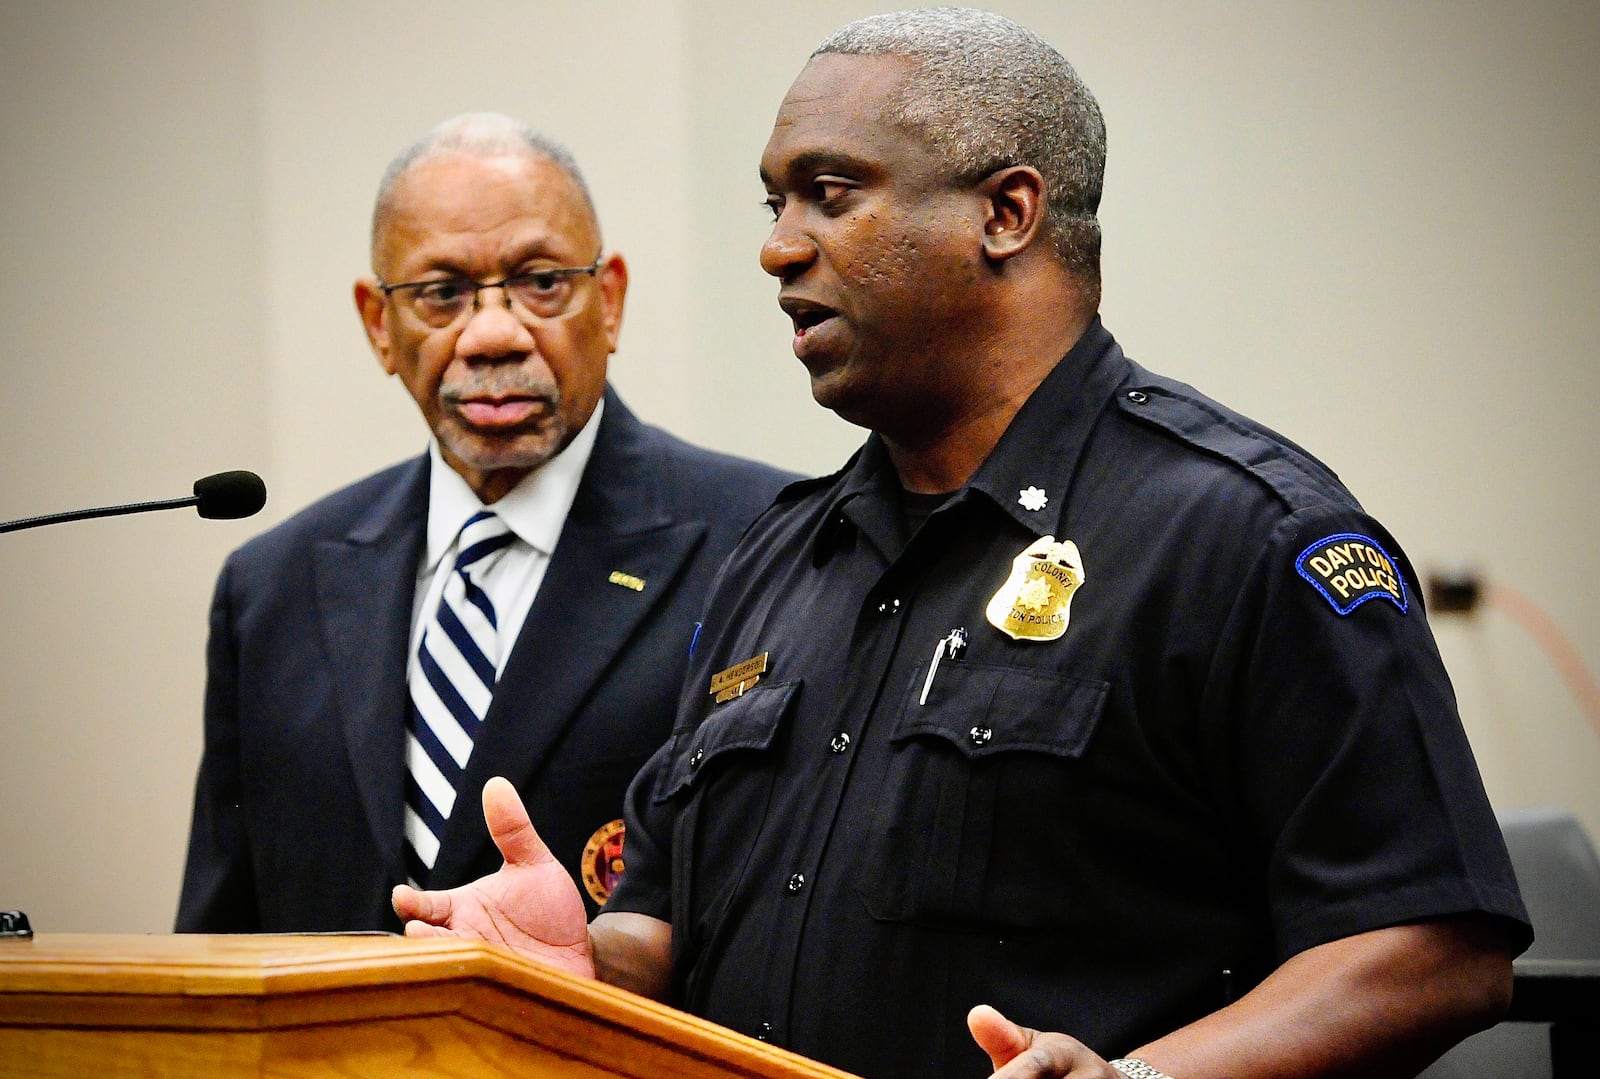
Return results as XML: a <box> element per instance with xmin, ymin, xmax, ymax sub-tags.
<box><xmin>964</xmin><ymin>316</ymin><xmax>1128</xmax><ymax>535</ymax></box>
<box><xmin>814</xmin><ymin>317</ymin><xmax>1130</xmax><ymax>560</ymax></box>
<box><xmin>423</xmin><ymin>396</ymin><xmax>605</xmax><ymax>571</ymax></box>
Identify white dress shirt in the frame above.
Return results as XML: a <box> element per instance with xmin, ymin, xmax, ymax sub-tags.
<box><xmin>408</xmin><ymin>398</ymin><xmax>604</xmax><ymax>680</ymax></box>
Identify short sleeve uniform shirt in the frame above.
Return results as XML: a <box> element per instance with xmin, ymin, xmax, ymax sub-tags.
<box><xmin>606</xmin><ymin>319</ymin><xmax>1530</xmax><ymax>1079</ymax></box>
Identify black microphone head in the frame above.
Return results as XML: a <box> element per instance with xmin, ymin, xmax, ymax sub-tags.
<box><xmin>193</xmin><ymin>470</ymin><xmax>267</xmax><ymax>520</ymax></box>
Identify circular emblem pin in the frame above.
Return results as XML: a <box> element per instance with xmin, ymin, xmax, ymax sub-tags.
<box><xmin>580</xmin><ymin>818</ymin><xmax>627</xmax><ymax>905</ymax></box>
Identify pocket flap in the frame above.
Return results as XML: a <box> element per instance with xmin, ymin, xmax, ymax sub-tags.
<box><xmin>892</xmin><ymin>663</ymin><xmax>1107</xmax><ymax>759</ymax></box>
<box><xmin>653</xmin><ymin>679</ymin><xmax>801</xmax><ymax>802</ymax></box>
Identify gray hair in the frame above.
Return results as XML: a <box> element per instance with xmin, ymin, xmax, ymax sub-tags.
<box><xmin>370</xmin><ymin>112</ymin><xmax>596</xmax><ymax>258</ymax></box>
<box><xmin>814</xmin><ymin>8</ymin><xmax>1106</xmax><ymax>280</ymax></box>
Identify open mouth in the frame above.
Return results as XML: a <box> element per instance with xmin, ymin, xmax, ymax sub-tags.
<box><xmin>780</xmin><ymin>297</ymin><xmax>838</xmax><ymax>337</ymax></box>
<box><xmin>794</xmin><ymin>309</ymin><xmax>833</xmax><ymax>333</ymax></box>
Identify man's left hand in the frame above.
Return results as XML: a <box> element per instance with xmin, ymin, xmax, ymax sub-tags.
<box><xmin>968</xmin><ymin>1004</ymin><xmax>1122</xmax><ymax>1078</ymax></box>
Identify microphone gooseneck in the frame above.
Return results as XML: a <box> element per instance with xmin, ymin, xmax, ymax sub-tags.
<box><xmin>0</xmin><ymin>471</ymin><xmax>267</xmax><ymax>534</ymax></box>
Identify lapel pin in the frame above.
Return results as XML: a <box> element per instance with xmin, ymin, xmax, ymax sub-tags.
<box><xmin>1018</xmin><ymin>486</ymin><xmax>1049</xmax><ymax>511</ymax></box>
<box><xmin>608</xmin><ymin>570</ymin><xmax>646</xmax><ymax>592</ymax></box>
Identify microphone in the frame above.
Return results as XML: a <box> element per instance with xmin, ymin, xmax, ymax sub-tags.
<box><xmin>192</xmin><ymin>471</ymin><xmax>269</xmax><ymax>520</ymax></box>
<box><xmin>0</xmin><ymin>471</ymin><xmax>267</xmax><ymax>534</ymax></box>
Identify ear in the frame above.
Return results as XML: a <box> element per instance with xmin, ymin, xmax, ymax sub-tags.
<box><xmin>353</xmin><ymin>277</ymin><xmax>398</xmax><ymax>375</ymax></box>
<box><xmin>595</xmin><ymin>252</ymin><xmax>629</xmax><ymax>354</ymax></box>
<box><xmin>977</xmin><ymin>165</ymin><xmax>1047</xmax><ymax>263</ymax></box>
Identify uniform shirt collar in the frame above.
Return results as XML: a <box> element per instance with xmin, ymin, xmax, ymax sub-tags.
<box><xmin>423</xmin><ymin>396</ymin><xmax>605</xmax><ymax>571</ymax></box>
<box><xmin>815</xmin><ymin>317</ymin><xmax>1129</xmax><ymax>560</ymax></box>
<box><xmin>963</xmin><ymin>316</ymin><xmax>1128</xmax><ymax>535</ymax></box>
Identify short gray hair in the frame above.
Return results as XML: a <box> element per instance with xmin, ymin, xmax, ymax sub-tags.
<box><xmin>814</xmin><ymin>8</ymin><xmax>1106</xmax><ymax>280</ymax></box>
<box><xmin>370</xmin><ymin>112</ymin><xmax>596</xmax><ymax>258</ymax></box>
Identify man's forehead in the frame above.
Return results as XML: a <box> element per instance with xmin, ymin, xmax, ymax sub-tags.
<box><xmin>762</xmin><ymin>53</ymin><xmax>916</xmax><ymax>173</ymax></box>
<box><xmin>775</xmin><ymin>52</ymin><xmax>912</xmax><ymax>121</ymax></box>
<box><xmin>378</xmin><ymin>152</ymin><xmax>597</xmax><ymax>266</ymax></box>
<box><xmin>390</xmin><ymin>153</ymin><xmax>579</xmax><ymax>217</ymax></box>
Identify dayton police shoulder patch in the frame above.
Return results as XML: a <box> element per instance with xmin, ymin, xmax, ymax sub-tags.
<box><xmin>1295</xmin><ymin>532</ymin><xmax>1408</xmax><ymax>616</ymax></box>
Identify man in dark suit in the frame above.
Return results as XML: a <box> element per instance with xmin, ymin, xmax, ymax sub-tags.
<box><xmin>176</xmin><ymin>113</ymin><xmax>795</xmax><ymax>933</ymax></box>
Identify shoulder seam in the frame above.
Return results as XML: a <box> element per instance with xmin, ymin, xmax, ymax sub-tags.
<box><xmin>1114</xmin><ymin>384</ymin><xmax>1346</xmax><ymax>513</ymax></box>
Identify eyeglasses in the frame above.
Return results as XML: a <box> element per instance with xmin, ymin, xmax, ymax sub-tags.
<box><xmin>378</xmin><ymin>258</ymin><xmax>602</xmax><ymax>328</ymax></box>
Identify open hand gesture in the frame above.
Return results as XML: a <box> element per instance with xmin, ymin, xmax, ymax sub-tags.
<box><xmin>392</xmin><ymin>776</ymin><xmax>595</xmax><ymax>980</ymax></box>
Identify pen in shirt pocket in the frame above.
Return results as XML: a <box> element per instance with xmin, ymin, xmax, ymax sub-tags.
<box><xmin>919</xmin><ymin>626</ymin><xmax>968</xmax><ymax>705</ymax></box>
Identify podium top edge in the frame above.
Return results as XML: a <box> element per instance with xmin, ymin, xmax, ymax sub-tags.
<box><xmin>0</xmin><ymin>934</ymin><xmax>862</xmax><ymax>1079</ymax></box>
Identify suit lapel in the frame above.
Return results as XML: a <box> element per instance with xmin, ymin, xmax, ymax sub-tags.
<box><xmin>314</xmin><ymin>456</ymin><xmax>428</xmax><ymax>878</ymax></box>
<box><xmin>430</xmin><ymin>395</ymin><xmax>707</xmax><ymax>881</ymax></box>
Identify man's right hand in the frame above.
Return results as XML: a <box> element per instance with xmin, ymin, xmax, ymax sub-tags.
<box><xmin>392</xmin><ymin>775</ymin><xmax>595</xmax><ymax>980</ymax></box>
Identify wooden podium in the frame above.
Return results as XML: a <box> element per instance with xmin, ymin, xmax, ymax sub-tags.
<box><xmin>0</xmin><ymin>933</ymin><xmax>857</xmax><ymax>1079</ymax></box>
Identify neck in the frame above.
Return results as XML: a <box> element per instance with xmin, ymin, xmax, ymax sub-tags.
<box><xmin>445</xmin><ymin>454</ymin><xmax>534</xmax><ymax>505</ymax></box>
<box><xmin>885</xmin><ymin>289</ymin><xmax>1095</xmax><ymax>494</ymax></box>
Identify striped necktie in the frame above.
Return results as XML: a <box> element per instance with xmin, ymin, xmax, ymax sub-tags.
<box><xmin>404</xmin><ymin>510</ymin><xmax>515</xmax><ymax>886</ymax></box>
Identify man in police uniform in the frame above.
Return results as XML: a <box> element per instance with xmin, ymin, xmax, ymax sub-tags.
<box><xmin>393</xmin><ymin>13</ymin><xmax>1530</xmax><ymax>1079</ymax></box>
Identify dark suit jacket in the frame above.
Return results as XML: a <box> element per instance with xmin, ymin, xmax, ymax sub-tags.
<box><xmin>177</xmin><ymin>389</ymin><xmax>796</xmax><ymax>932</ymax></box>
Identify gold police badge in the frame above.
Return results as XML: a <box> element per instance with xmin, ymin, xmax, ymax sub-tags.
<box><xmin>985</xmin><ymin>535</ymin><xmax>1086</xmax><ymax>642</ymax></box>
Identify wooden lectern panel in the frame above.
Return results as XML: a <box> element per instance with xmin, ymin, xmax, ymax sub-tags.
<box><xmin>0</xmin><ymin>934</ymin><xmax>858</xmax><ymax>1079</ymax></box>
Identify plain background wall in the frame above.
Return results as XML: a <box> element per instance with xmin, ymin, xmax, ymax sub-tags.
<box><xmin>2</xmin><ymin>0</ymin><xmax>1596</xmax><ymax>935</ymax></box>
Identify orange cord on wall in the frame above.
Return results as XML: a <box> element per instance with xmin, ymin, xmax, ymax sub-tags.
<box><xmin>1484</xmin><ymin>581</ymin><xmax>1600</xmax><ymax>745</ymax></box>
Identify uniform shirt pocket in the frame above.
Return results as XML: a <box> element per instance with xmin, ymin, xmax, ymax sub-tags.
<box><xmin>651</xmin><ymin>679</ymin><xmax>802</xmax><ymax>961</ymax></box>
<box><xmin>859</xmin><ymin>663</ymin><xmax>1109</xmax><ymax>931</ymax></box>
<box><xmin>653</xmin><ymin>679</ymin><xmax>800</xmax><ymax>803</ymax></box>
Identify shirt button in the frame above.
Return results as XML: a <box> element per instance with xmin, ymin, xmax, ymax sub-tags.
<box><xmin>876</xmin><ymin>597</ymin><xmax>901</xmax><ymax>616</ymax></box>
<box><xmin>829</xmin><ymin>732</ymin><xmax>851</xmax><ymax>754</ymax></box>
<box><xmin>786</xmin><ymin>873</ymin><xmax>806</xmax><ymax>894</ymax></box>
<box><xmin>757</xmin><ymin>1022</ymin><xmax>773</xmax><ymax>1042</ymax></box>
<box><xmin>969</xmin><ymin>725</ymin><xmax>993</xmax><ymax>746</ymax></box>
<box><xmin>689</xmin><ymin>749</ymin><xmax>704</xmax><ymax>769</ymax></box>
<box><xmin>1126</xmin><ymin>390</ymin><xmax>1148</xmax><ymax>404</ymax></box>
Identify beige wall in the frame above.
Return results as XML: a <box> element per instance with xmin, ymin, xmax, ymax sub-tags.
<box><xmin>2</xmin><ymin>0</ymin><xmax>1596</xmax><ymax>934</ymax></box>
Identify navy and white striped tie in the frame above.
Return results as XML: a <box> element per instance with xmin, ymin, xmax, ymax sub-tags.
<box><xmin>404</xmin><ymin>510</ymin><xmax>515</xmax><ymax>886</ymax></box>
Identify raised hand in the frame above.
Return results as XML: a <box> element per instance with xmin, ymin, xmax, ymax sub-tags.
<box><xmin>392</xmin><ymin>775</ymin><xmax>595</xmax><ymax>979</ymax></box>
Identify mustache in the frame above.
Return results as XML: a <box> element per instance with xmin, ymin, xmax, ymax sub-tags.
<box><xmin>440</xmin><ymin>369</ymin><xmax>561</xmax><ymax>404</ymax></box>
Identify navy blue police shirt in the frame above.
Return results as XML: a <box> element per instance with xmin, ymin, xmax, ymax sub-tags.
<box><xmin>606</xmin><ymin>318</ymin><xmax>1530</xmax><ymax>1079</ymax></box>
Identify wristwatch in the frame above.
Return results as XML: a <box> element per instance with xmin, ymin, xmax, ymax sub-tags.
<box><xmin>1109</xmin><ymin>1060</ymin><xmax>1176</xmax><ymax>1079</ymax></box>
